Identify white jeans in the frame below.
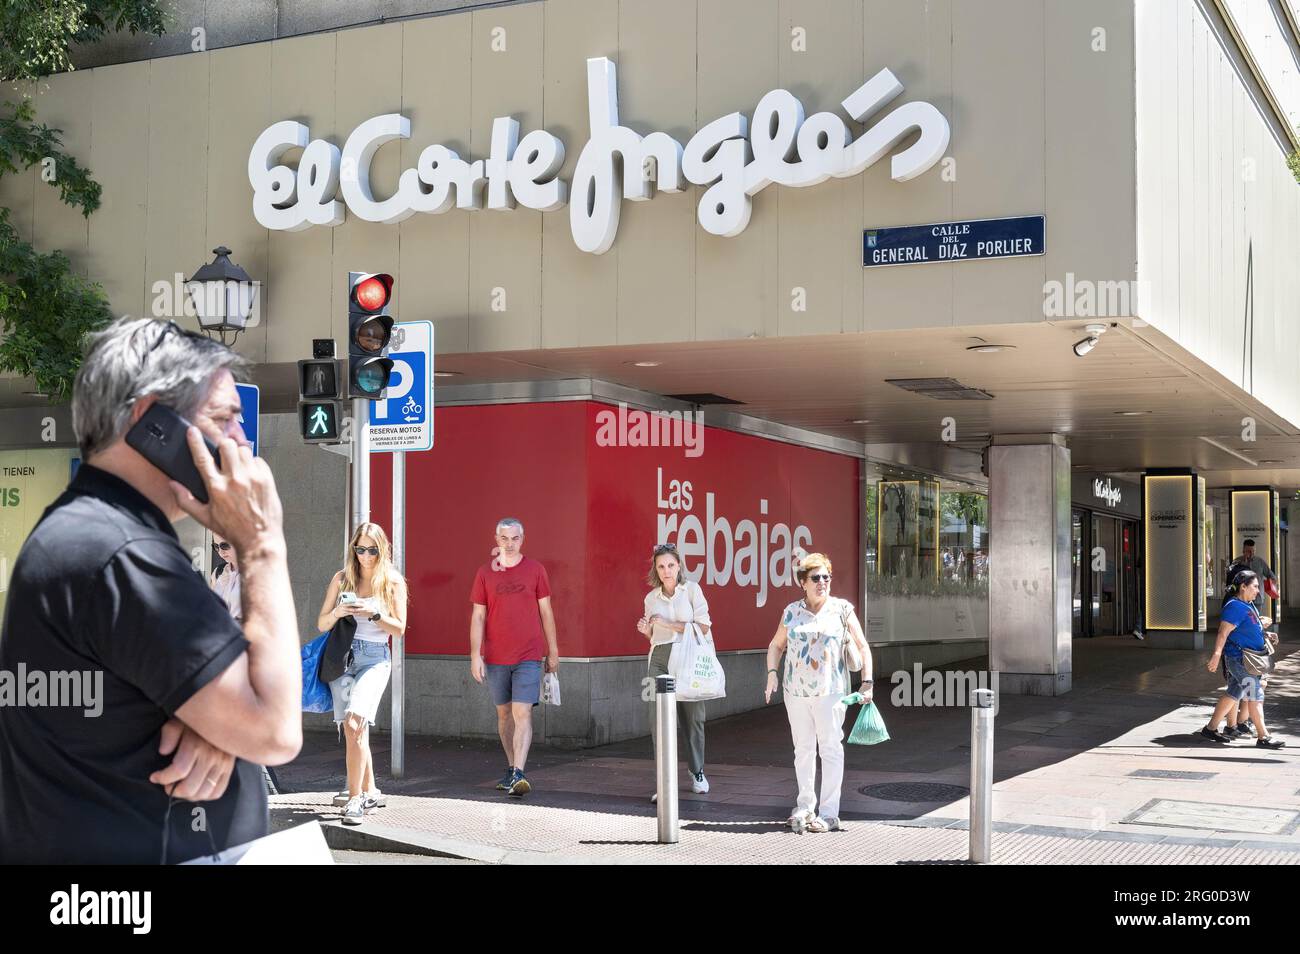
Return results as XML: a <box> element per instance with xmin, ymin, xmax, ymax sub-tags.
<box><xmin>783</xmin><ymin>693</ymin><xmax>847</xmax><ymax>820</ymax></box>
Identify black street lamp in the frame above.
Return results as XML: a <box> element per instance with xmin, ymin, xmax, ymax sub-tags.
<box><xmin>185</xmin><ymin>246</ymin><xmax>260</xmax><ymax>346</ymax></box>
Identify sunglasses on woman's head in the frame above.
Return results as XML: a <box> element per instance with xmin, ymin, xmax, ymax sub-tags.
<box><xmin>353</xmin><ymin>546</ymin><xmax>380</xmax><ymax>556</ymax></box>
<box><xmin>215</xmin><ymin>542</ymin><xmax>233</xmax><ymax>552</ymax></box>
<box><xmin>808</xmin><ymin>574</ymin><xmax>831</xmax><ymax>583</ymax></box>
<box><xmin>653</xmin><ymin>543</ymin><xmax>676</xmax><ymax>556</ymax></box>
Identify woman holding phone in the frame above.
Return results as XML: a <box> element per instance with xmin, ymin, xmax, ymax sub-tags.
<box><xmin>315</xmin><ymin>522</ymin><xmax>408</xmax><ymax>825</ymax></box>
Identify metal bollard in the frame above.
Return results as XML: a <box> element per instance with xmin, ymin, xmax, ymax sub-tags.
<box><xmin>969</xmin><ymin>687</ymin><xmax>995</xmax><ymax>863</ymax></box>
<box><xmin>655</xmin><ymin>674</ymin><xmax>679</xmax><ymax>844</ymax></box>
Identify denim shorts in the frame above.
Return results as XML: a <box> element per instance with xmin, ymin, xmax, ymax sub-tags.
<box><xmin>486</xmin><ymin>659</ymin><xmax>543</xmax><ymax>706</ymax></box>
<box><xmin>1224</xmin><ymin>654</ymin><xmax>1264</xmax><ymax>703</ymax></box>
<box><xmin>330</xmin><ymin>638</ymin><xmax>391</xmax><ymax>726</ymax></box>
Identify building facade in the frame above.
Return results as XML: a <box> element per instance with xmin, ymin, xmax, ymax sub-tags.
<box><xmin>2</xmin><ymin>0</ymin><xmax>1299</xmax><ymax>743</ymax></box>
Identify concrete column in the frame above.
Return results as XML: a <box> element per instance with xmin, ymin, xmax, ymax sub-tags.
<box><xmin>988</xmin><ymin>435</ymin><xmax>1072</xmax><ymax>695</ymax></box>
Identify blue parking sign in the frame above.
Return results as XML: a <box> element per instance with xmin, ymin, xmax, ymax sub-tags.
<box><xmin>235</xmin><ymin>383</ymin><xmax>260</xmax><ymax>456</ymax></box>
<box><xmin>368</xmin><ymin>320</ymin><xmax>433</xmax><ymax>453</ymax></box>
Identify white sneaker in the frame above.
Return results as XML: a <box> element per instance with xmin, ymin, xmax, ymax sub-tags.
<box><xmin>691</xmin><ymin>771</ymin><xmax>709</xmax><ymax>794</ymax></box>
<box><xmin>341</xmin><ymin>796</ymin><xmax>365</xmax><ymax>825</ymax></box>
<box><xmin>362</xmin><ymin>790</ymin><xmax>387</xmax><ymax>811</ymax></box>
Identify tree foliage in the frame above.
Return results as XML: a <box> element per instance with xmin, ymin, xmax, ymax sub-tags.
<box><xmin>0</xmin><ymin>1</ymin><xmax>166</xmax><ymax>399</ymax></box>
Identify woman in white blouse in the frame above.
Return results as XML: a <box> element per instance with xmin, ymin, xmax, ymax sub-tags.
<box><xmin>637</xmin><ymin>542</ymin><xmax>712</xmax><ymax>799</ymax></box>
<box><xmin>765</xmin><ymin>552</ymin><xmax>872</xmax><ymax>833</ymax></box>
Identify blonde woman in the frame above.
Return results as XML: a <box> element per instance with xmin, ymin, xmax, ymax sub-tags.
<box><xmin>315</xmin><ymin>522</ymin><xmax>408</xmax><ymax>825</ymax></box>
<box><xmin>764</xmin><ymin>552</ymin><xmax>872</xmax><ymax>833</ymax></box>
<box><xmin>637</xmin><ymin>542</ymin><xmax>712</xmax><ymax>799</ymax></box>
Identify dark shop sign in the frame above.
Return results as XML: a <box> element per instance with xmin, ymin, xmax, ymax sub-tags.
<box><xmin>863</xmin><ymin>214</ymin><xmax>1045</xmax><ymax>267</ymax></box>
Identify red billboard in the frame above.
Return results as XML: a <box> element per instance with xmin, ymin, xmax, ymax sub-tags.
<box><xmin>370</xmin><ymin>401</ymin><xmax>861</xmax><ymax>657</ymax></box>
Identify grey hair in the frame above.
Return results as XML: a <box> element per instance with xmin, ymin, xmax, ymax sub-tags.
<box><xmin>72</xmin><ymin>318</ymin><xmax>251</xmax><ymax>458</ymax></box>
<box><xmin>496</xmin><ymin>517</ymin><xmax>524</xmax><ymax>535</ymax></box>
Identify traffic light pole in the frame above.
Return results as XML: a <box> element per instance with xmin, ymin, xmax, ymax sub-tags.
<box><xmin>350</xmin><ymin>397</ymin><xmax>370</xmax><ymax>528</ymax></box>
<box><xmin>391</xmin><ymin>451</ymin><xmax>405</xmax><ymax>778</ymax></box>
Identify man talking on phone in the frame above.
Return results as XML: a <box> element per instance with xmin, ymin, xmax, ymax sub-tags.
<box><xmin>0</xmin><ymin>318</ymin><xmax>301</xmax><ymax>863</ymax></box>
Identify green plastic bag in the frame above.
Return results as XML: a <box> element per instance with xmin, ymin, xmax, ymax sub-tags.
<box><xmin>840</xmin><ymin>692</ymin><xmax>890</xmax><ymax>745</ymax></box>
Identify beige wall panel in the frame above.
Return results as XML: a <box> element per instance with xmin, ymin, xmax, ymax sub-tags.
<box><xmin>860</xmin><ymin>0</ymin><xmax>954</xmax><ymax>332</ymax></box>
<box><xmin>332</xmin><ymin>25</ymin><xmax>403</xmax><ymax>354</ymax></box>
<box><xmin>540</xmin><ymin>0</ymin><xmax>618</xmax><ymax>349</ymax></box>
<box><xmin>695</xmin><ymin>0</ymin><xmax>779</xmax><ymax>343</ymax></box>
<box><xmin>467</xmin><ymin>5</ymin><xmax>544</xmax><ymax>351</ymax></box>
<box><xmin>206</xmin><ymin>45</ymin><xmax>272</xmax><ymax>364</ymax></box>
<box><xmin>31</xmin><ymin>71</ymin><xmax>93</xmax><ymax>273</ymax></box>
<box><xmin>610</xmin><ymin>0</ymin><xmax>696</xmax><ymax>348</ymax></box>
<box><xmin>950</xmin><ymin>0</ymin><xmax>1044</xmax><ymax>327</ymax></box>
<box><xmin>1043</xmin><ymin>0</ymin><xmax>1135</xmax><ymax>320</ymax></box>
<box><xmin>0</xmin><ymin>83</ymin><xmax>36</xmax><ymax>245</ymax></box>
<box><xmin>399</xmin><ymin>17</ymin><xmax>472</xmax><ymax>354</ymax></box>
<box><xmin>268</xmin><ymin>34</ymin><xmax>338</xmax><ymax>363</ymax></box>
<box><xmin>775</xmin><ymin>0</ymin><xmax>864</xmax><ymax>338</ymax></box>
<box><xmin>145</xmin><ymin>56</ymin><xmax>209</xmax><ymax>331</ymax></box>
<box><xmin>87</xmin><ymin>62</ymin><xmax>151</xmax><ymax>324</ymax></box>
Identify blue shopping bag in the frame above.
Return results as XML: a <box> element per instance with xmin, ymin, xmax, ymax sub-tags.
<box><xmin>301</xmin><ymin>634</ymin><xmax>334</xmax><ymax>713</ymax></box>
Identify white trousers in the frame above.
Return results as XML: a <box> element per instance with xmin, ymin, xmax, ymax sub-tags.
<box><xmin>783</xmin><ymin>693</ymin><xmax>847</xmax><ymax>820</ymax></box>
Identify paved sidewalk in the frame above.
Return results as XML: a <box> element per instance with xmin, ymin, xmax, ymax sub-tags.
<box><xmin>273</xmin><ymin>635</ymin><xmax>1300</xmax><ymax>864</ymax></box>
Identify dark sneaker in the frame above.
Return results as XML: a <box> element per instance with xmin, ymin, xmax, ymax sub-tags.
<box><xmin>1257</xmin><ymin>737</ymin><xmax>1286</xmax><ymax>749</ymax></box>
<box><xmin>1234</xmin><ymin>723</ymin><xmax>1253</xmax><ymax>737</ymax></box>
<box><xmin>508</xmin><ymin>769</ymin><xmax>531</xmax><ymax>797</ymax></box>
<box><xmin>496</xmin><ymin>766</ymin><xmax>514</xmax><ymax>791</ymax></box>
<box><xmin>1200</xmin><ymin>727</ymin><xmax>1232</xmax><ymax>743</ymax></box>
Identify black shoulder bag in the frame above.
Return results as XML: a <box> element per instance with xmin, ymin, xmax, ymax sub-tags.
<box><xmin>319</xmin><ymin>614</ymin><xmax>357</xmax><ymax>684</ymax></box>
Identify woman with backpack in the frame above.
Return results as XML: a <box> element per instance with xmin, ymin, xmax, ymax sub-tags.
<box><xmin>1202</xmin><ymin>570</ymin><xmax>1284</xmax><ymax>748</ymax></box>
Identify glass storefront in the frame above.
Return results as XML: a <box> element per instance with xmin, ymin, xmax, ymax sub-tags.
<box><xmin>1070</xmin><ymin>474</ymin><xmax>1142</xmax><ymax>637</ymax></box>
<box><xmin>865</xmin><ymin>462</ymin><xmax>989</xmax><ymax>644</ymax></box>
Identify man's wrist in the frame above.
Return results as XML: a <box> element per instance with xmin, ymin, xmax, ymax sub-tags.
<box><xmin>234</xmin><ymin>537</ymin><xmax>287</xmax><ymax>564</ymax></box>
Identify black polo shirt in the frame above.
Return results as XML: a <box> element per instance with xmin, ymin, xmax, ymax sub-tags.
<box><xmin>0</xmin><ymin>464</ymin><xmax>267</xmax><ymax>864</ymax></box>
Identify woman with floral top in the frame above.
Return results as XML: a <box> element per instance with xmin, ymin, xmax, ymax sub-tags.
<box><xmin>764</xmin><ymin>552</ymin><xmax>872</xmax><ymax>833</ymax></box>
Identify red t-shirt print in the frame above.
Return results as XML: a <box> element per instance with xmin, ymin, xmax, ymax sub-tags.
<box><xmin>470</xmin><ymin>557</ymin><xmax>552</xmax><ymax>665</ymax></box>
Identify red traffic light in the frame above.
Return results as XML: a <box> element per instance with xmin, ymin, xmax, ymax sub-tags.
<box><xmin>351</xmin><ymin>273</ymin><xmax>393</xmax><ymax>313</ymax></box>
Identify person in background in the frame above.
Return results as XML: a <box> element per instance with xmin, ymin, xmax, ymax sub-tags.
<box><xmin>1202</xmin><ymin>571</ymin><xmax>1284</xmax><ymax>749</ymax></box>
<box><xmin>469</xmin><ymin>518</ymin><xmax>559</xmax><ymax>798</ymax></box>
<box><xmin>764</xmin><ymin>552</ymin><xmax>873</xmax><ymax>833</ymax></box>
<box><xmin>209</xmin><ymin>531</ymin><xmax>280</xmax><ymax>796</ymax></box>
<box><xmin>315</xmin><ymin>522</ymin><xmax>408</xmax><ymax>825</ymax></box>
<box><xmin>637</xmin><ymin>542</ymin><xmax>712</xmax><ymax>801</ymax></box>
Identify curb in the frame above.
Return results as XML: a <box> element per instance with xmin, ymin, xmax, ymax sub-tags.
<box><xmin>318</xmin><ymin>819</ymin><xmax>649</xmax><ymax>865</ymax></box>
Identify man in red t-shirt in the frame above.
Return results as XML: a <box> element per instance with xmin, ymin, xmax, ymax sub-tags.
<box><xmin>470</xmin><ymin>518</ymin><xmax>559</xmax><ymax>797</ymax></box>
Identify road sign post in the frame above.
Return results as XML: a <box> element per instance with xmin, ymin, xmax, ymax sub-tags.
<box><xmin>368</xmin><ymin>320</ymin><xmax>433</xmax><ymax>780</ymax></box>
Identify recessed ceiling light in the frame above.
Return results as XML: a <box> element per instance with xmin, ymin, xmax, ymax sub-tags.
<box><xmin>1114</xmin><ymin>410</ymin><xmax>1149</xmax><ymax>416</ymax></box>
<box><xmin>965</xmin><ymin>344</ymin><xmax>1015</xmax><ymax>353</ymax></box>
<box><xmin>433</xmin><ymin>371</ymin><xmax>461</xmax><ymax>378</ymax></box>
<box><xmin>1259</xmin><ymin>459</ymin><xmax>1284</xmax><ymax>464</ymax></box>
<box><xmin>847</xmin><ymin>418</ymin><xmax>871</xmax><ymax>424</ymax></box>
<box><xmin>627</xmin><ymin>360</ymin><xmax>662</xmax><ymax>368</ymax></box>
<box><xmin>21</xmin><ymin>391</ymin><xmax>49</xmax><ymax>398</ymax></box>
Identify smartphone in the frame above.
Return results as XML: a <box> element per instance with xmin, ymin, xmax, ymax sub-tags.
<box><xmin>124</xmin><ymin>403</ymin><xmax>221</xmax><ymax>504</ymax></box>
<box><xmin>339</xmin><ymin>592</ymin><xmax>358</xmax><ymax>605</ymax></box>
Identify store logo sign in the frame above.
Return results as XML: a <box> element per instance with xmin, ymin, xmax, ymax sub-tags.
<box><xmin>248</xmin><ymin>57</ymin><xmax>949</xmax><ymax>253</ymax></box>
<box><xmin>1093</xmin><ymin>477</ymin><xmax>1122</xmax><ymax>508</ymax></box>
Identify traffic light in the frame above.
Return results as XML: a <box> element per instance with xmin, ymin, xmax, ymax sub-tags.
<box><xmin>300</xmin><ymin>401</ymin><xmax>341</xmax><ymax>443</ymax></box>
<box><xmin>347</xmin><ymin>271</ymin><xmax>395</xmax><ymax>399</ymax></box>
<box><xmin>298</xmin><ymin>340</ymin><xmax>342</xmax><ymax>444</ymax></box>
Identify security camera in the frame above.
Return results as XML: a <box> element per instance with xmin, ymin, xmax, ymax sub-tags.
<box><xmin>1072</xmin><ymin>323</ymin><xmax>1108</xmax><ymax>357</ymax></box>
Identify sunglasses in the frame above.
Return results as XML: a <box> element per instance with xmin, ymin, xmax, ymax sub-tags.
<box><xmin>214</xmin><ymin>542</ymin><xmax>233</xmax><ymax>552</ymax></box>
<box><xmin>653</xmin><ymin>543</ymin><xmax>677</xmax><ymax>556</ymax></box>
<box><xmin>807</xmin><ymin>574</ymin><xmax>832</xmax><ymax>583</ymax></box>
<box><xmin>353</xmin><ymin>546</ymin><xmax>380</xmax><ymax>556</ymax></box>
